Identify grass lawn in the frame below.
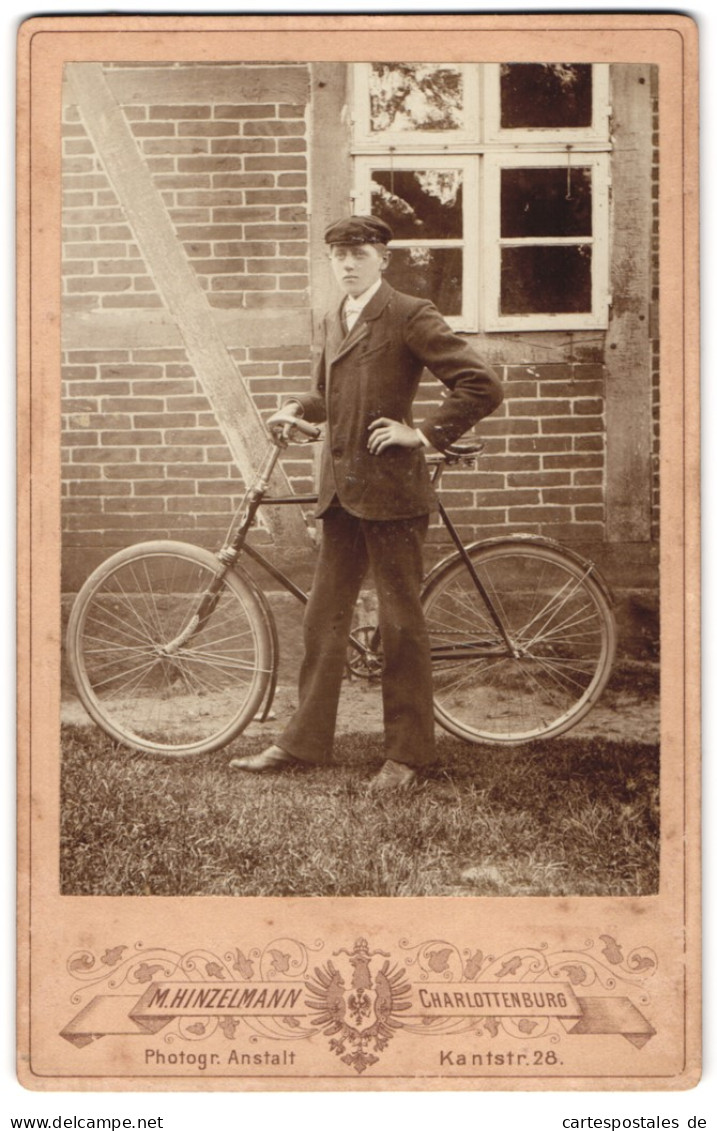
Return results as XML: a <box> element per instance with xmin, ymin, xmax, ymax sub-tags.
<box><xmin>61</xmin><ymin>725</ymin><xmax>659</xmax><ymax>898</ymax></box>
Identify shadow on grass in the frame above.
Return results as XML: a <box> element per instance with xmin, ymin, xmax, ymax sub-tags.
<box><xmin>60</xmin><ymin>725</ymin><xmax>659</xmax><ymax>899</ymax></box>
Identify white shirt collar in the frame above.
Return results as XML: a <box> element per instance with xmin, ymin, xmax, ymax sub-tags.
<box><xmin>344</xmin><ymin>276</ymin><xmax>383</xmax><ymax>315</ymax></box>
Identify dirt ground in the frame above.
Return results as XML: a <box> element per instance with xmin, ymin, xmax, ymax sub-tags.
<box><xmin>256</xmin><ymin>670</ymin><xmax>660</xmax><ymax>745</ymax></box>
<box><xmin>62</xmin><ymin>666</ymin><xmax>660</xmax><ymax>747</ymax></box>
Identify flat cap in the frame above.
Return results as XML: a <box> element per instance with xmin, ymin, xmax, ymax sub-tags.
<box><xmin>324</xmin><ymin>215</ymin><xmax>393</xmax><ymax>246</ymax></box>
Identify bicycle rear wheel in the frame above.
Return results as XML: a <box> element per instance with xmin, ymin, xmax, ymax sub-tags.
<box><xmin>421</xmin><ymin>540</ymin><xmax>616</xmax><ymax>744</ymax></box>
<box><xmin>67</xmin><ymin>541</ymin><xmax>272</xmax><ymax>756</ymax></box>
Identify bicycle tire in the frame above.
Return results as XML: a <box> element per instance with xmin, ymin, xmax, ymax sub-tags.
<box><xmin>421</xmin><ymin>540</ymin><xmax>617</xmax><ymax>744</ymax></box>
<box><xmin>66</xmin><ymin>540</ymin><xmax>273</xmax><ymax>757</ymax></box>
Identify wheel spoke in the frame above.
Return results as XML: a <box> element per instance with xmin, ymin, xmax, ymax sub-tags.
<box><xmin>81</xmin><ymin>637</ymin><xmax>154</xmax><ymax>659</ymax></box>
<box><xmin>84</xmin><ymin>601</ymin><xmax>161</xmax><ymax>647</ymax></box>
<box><xmin>524</xmin><ymin>605</ymin><xmax>604</xmax><ymax>649</ymax></box>
<box><xmin>515</xmin><ymin>655</ymin><xmax>575</xmax><ymax>711</ymax></box>
<box><xmin>91</xmin><ymin>653</ymin><xmax>166</xmax><ymax>695</ymax></box>
<box><xmin>189</xmin><ymin>628</ymin><xmax>259</xmax><ymax>653</ymax></box>
<box><xmin>423</xmin><ymin>545</ymin><xmax>615</xmax><ymax>743</ymax></box>
<box><xmin>138</xmin><ymin>557</ymin><xmax>174</xmax><ymax>641</ymax></box>
<box><xmin>69</xmin><ymin>546</ymin><xmax>272</xmax><ymax>755</ymax></box>
<box><xmin>433</xmin><ymin>655</ymin><xmax>511</xmax><ymax>695</ymax></box>
<box><xmin>167</xmin><ymin>654</ymin><xmax>215</xmax><ymax>697</ymax></box>
<box><xmin>518</xmin><ymin>573</ymin><xmax>592</xmax><ymax>643</ymax></box>
<box><xmin>107</xmin><ymin>570</ymin><xmax>168</xmax><ymax>645</ymax></box>
<box><xmin>429</xmin><ymin>588</ymin><xmax>498</xmax><ymax>634</ymax></box>
<box><xmin>180</xmin><ymin>651</ymin><xmax>270</xmax><ymax>675</ymax></box>
<box><xmin>525</xmin><ymin>652</ymin><xmax>594</xmax><ymax>696</ymax></box>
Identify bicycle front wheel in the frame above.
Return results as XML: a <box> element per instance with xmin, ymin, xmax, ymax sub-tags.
<box><xmin>67</xmin><ymin>541</ymin><xmax>273</xmax><ymax>756</ymax></box>
<box><xmin>422</xmin><ymin>541</ymin><xmax>616</xmax><ymax>744</ymax></box>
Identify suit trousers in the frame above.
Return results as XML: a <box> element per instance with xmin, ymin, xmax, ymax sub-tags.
<box><xmin>279</xmin><ymin>506</ymin><xmax>435</xmax><ymax>766</ymax></box>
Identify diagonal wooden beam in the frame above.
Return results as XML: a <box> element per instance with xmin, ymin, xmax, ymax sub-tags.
<box><xmin>65</xmin><ymin>62</ymin><xmax>310</xmax><ymax>548</ymax></box>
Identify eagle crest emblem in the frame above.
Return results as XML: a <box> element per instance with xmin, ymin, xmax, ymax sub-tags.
<box><xmin>305</xmin><ymin>937</ymin><xmax>412</xmax><ymax>1073</ymax></box>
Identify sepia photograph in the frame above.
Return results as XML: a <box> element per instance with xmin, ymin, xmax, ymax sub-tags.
<box><xmin>59</xmin><ymin>56</ymin><xmax>660</xmax><ymax>899</ymax></box>
<box><xmin>17</xmin><ymin>13</ymin><xmax>699</xmax><ymax>1091</ymax></box>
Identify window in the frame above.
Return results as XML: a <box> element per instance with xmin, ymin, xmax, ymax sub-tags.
<box><xmin>352</xmin><ymin>63</ymin><xmax>480</xmax><ymax>146</ymax></box>
<box><xmin>351</xmin><ymin>63</ymin><xmax>611</xmax><ymax>332</ymax></box>
<box><xmin>353</xmin><ymin>156</ymin><xmax>477</xmax><ymax>328</ymax></box>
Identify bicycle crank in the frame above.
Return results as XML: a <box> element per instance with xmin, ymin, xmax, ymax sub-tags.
<box><xmin>347</xmin><ymin>624</ymin><xmax>383</xmax><ymax>679</ymax></box>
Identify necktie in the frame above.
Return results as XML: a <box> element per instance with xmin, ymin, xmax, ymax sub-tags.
<box><xmin>344</xmin><ymin>304</ymin><xmax>360</xmax><ymax>332</ymax></box>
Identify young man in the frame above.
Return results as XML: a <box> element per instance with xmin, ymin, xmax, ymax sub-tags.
<box><xmin>230</xmin><ymin>215</ymin><xmax>503</xmax><ymax>788</ymax></box>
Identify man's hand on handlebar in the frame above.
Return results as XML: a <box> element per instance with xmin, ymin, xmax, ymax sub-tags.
<box><xmin>266</xmin><ymin>405</ymin><xmax>320</xmax><ymax>447</ymax></box>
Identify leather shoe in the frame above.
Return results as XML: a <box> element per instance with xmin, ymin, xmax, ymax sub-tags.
<box><xmin>229</xmin><ymin>745</ymin><xmax>305</xmax><ymax>773</ymax></box>
<box><xmin>369</xmin><ymin>759</ymin><xmax>418</xmax><ymax>791</ymax></box>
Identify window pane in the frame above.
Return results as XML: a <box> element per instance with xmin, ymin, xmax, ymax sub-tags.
<box><xmin>501</xmin><ymin>167</ymin><xmax>592</xmax><ymax>238</ymax></box>
<box><xmin>501</xmin><ymin>246</ymin><xmax>592</xmax><ymax>314</ymax></box>
<box><xmin>500</xmin><ymin>64</ymin><xmax>592</xmax><ymax>129</ymax></box>
<box><xmin>369</xmin><ymin>63</ymin><xmax>464</xmax><ymax>133</ymax></box>
<box><xmin>385</xmin><ymin>247</ymin><xmax>462</xmax><ymax>315</ymax></box>
<box><xmin>371</xmin><ymin>170</ymin><xmax>463</xmax><ymax>239</ymax></box>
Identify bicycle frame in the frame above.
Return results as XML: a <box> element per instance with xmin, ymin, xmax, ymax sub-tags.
<box><xmin>202</xmin><ymin>440</ymin><xmax>482</xmax><ymax>616</ymax></box>
<box><xmin>67</xmin><ymin>429</ymin><xmax>618</xmax><ymax>754</ymax></box>
<box><xmin>175</xmin><ymin>436</ymin><xmax>611</xmax><ymax>723</ymax></box>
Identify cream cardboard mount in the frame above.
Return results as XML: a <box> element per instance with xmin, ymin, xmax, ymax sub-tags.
<box><xmin>17</xmin><ymin>14</ymin><xmax>700</xmax><ymax>1091</ymax></box>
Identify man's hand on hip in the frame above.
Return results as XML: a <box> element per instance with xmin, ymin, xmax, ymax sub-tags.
<box><xmin>367</xmin><ymin>417</ymin><xmax>424</xmax><ymax>455</ymax></box>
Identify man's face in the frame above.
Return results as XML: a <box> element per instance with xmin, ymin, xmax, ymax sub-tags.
<box><xmin>328</xmin><ymin>242</ymin><xmax>388</xmax><ymax>298</ymax></box>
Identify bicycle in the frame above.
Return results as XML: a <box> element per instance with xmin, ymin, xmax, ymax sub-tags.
<box><xmin>66</xmin><ymin>420</ymin><xmax>617</xmax><ymax>757</ymax></box>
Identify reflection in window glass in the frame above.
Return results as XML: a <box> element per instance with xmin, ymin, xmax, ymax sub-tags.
<box><xmin>501</xmin><ymin>167</ymin><xmax>592</xmax><ymax>238</ymax></box>
<box><xmin>371</xmin><ymin>170</ymin><xmax>463</xmax><ymax>239</ymax></box>
<box><xmin>369</xmin><ymin>63</ymin><xmax>464</xmax><ymax>133</ymax></box>
<box><xmin>500</xmin><ymin>64</ymin><xmax>592</xmax><ymax>129</ymax></box>
<box><xmin>501</xmin><ymin>245</ymin><xmax>592</xmax><ymax>314</ymax></box>
<box><xmin>385</xmin><ymin>247</ymin><xmax>462</xmax><ymax>315</ymax></box>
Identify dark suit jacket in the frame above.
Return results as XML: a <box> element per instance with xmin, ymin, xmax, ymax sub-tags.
<box><xmin>291</xmin><ymin>281</ymin><xmax>503</xmax><ymax>520</ymax></box>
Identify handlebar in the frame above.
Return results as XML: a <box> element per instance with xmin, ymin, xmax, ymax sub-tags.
<box><xmin>268</xmin><ymin>415</ymin><xmax>483</xmax><ymax>462</ymax></box>
<box><xmin>284</xmin><ymin>417</ymin><xmax>322</xmax><ymax>440</ymax></box>
<box><xmin>269</xmin><ymin>414</ymin><xmax>322</xmax><ymax>447</ymax></box>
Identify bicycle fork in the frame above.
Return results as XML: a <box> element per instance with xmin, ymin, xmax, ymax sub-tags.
<box><xmin>161</xmin><ymin>445</ymin><xmax>283</xmax><ymax>656</ymax></box>
<box><xmin>161</xmin><ymin>574</ymin><xmax>230</xmax><ymax>655</ymax></box>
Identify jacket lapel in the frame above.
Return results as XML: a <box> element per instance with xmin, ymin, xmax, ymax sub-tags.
<box><xmin>361</xmin><ymin>278</ymin><xmax>393</xmax><ymax>323</ymax></box>
<box><xmin>325</xmin><ymin>306</ymin><xmax>367</xmax><ymax>379</ymax></box>
<box><xmin>326</xmin><ymin>281</ymin><xmax>394</xmax><ymax>369</ymax></box>
<box><xmin>325</xmin><ymin>307</ymin><xmax>346</xmax><ymax>369</ymax></box>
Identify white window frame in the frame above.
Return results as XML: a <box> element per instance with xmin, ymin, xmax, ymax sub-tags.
<box><xmin>483</xmin><ymin>151</ymin><xmax>611</xmax><ymax>331</ymax></box>
<box><xmin>353</xmin><ymin>155</ymin><xmax>478</xmax><ymax>332</ymax></box>
<box><xmin>483</xmin><ymin>63</ymin><xmax>611</xmax><ymax>145</ymax></box>
<box><xmin>352</xmin><ymin>62</ymin><xmax>480</xmax><ymax>149</ymax></box>
<box><xmin>350</xmin><ymin>62</ymin><xmax>612</xmax><ymax>332</ymax></box>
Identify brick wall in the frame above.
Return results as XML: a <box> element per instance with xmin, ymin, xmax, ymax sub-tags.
<box><xmin>411</xmin><ymin>359</ymin><xmax>605</xmax><ymax>552</ymax></box>
<box><xmin>63</xmin><ymin>66</ymin><xmax>309</xmax><ymax>315</ymax></box>
<box><xmin>62</xmin><ymin>64</ymin><xmax>313</xmax><ymax>588</ymax></box>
